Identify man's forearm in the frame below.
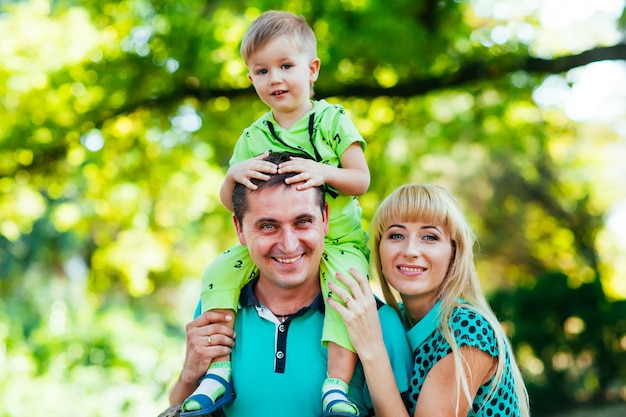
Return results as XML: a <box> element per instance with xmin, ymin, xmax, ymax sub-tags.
<box><xmin>169</xmin><ymin>374</ymin><xmax>197</xmax><ymax>405</ymax></box>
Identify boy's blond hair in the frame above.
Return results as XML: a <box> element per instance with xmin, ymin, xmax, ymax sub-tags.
<box><xmin>240</xmin><ymin>10</ymin><xmax>317</xmax><ymax>64</ymax></box>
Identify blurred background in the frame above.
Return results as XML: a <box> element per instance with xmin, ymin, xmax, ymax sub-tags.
<box><xmin>1</xmin><ymin>0</ymin><xmax>625</xmax><ymax>416</ymax></box>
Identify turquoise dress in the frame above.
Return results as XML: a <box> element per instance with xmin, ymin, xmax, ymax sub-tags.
<box><xmin>402</xmin><ymin>300</ymin><xmax>521</xmax><ymax>416</ymax></box>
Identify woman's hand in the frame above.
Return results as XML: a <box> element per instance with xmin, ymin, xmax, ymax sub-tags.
<box><xmin>327</xmin><ymin>268</ymin><xmax>385</xmax><ymax>361</ymax></box>
<box><xmin>329</xmin><ymin>270</ymin><xmax>411</xmax><ymax>417</ymax></box>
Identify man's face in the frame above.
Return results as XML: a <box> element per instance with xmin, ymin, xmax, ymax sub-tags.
<box><xmin>233</xmin><ymin>184</ymin><xmax>328</xmax><ymax>290</ymax></box>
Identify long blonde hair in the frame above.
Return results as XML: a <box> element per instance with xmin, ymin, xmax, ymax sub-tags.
<box><xmin>371</xmin><ymin>184</ymin><xmax>530</xmax><ymax>417</ymax></box>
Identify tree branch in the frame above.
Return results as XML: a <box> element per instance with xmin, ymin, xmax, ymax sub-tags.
<box><xmin>100</xmin><ymin>44</ymin><xmax>626</xmax><ymax>123</ymax></box>
<box><xmin>527</xmin><ymin>44</ymin><xmax>626</xmax><ymax>73</ymax></box>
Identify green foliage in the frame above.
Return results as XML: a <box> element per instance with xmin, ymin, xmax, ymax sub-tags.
<box><xmin>492</xmin><ymin>272</ymin><xmax>626</xmax><ymax>414</ymax></box>
<box><xmin>1</xmin><ymin>0</ymin><xmax>625</xmax><ymax>416</ymax></box>
<box><xmin>0</xmin><ymin>279</ymin><xmax>186</xmax><ymax>417</ymax></box>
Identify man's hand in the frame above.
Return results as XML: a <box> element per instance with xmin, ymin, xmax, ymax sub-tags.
<box><xmin>169</xmin><ymin>311</ymin><xmax>235</xmax><ymax>405</ymax></box>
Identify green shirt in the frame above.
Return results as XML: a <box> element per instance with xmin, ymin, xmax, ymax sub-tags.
<box><xmin>230</xmin><ymin>99</ymin><xmax>367</xmax><ymax>240</ymax></box>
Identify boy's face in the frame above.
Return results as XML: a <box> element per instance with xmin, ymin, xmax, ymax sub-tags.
<box><xmin>246</xmin><ymin>36</ymin><xmax>320</xmax><ymax>126</ymax></box>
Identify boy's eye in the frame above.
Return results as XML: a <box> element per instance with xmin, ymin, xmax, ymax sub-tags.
<box><xmin>258</xmin><ymin>69</ymin><xmax>268</xmax><ymax>75</ymax></box>
<box><xmin>281</xmin><ymin>64</ymin><xmax>292</xmax><ymax>70</ymax></box>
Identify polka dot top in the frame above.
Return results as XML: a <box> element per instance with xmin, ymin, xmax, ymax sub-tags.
<box><xmin>402</xmin><ymin>300</ymin><xmax>521</xmax><ymax>416</ymax></box>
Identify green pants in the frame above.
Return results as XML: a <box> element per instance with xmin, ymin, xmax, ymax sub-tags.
<box><xmin>200</xmin><ymin>228</ymin><xmax>369</xmax><ymax>352</ymax></box>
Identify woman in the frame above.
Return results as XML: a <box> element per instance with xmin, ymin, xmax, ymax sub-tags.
<box><xmin>328</xmin><ymin>184</ymin><xmax>530</xmax><ymax>417</ymax></box>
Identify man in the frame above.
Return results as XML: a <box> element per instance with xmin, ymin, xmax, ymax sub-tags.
<box><xmin>167</xmin><ymin>152</ymin><xmax>412</xmax><ymax>417</ymax></box>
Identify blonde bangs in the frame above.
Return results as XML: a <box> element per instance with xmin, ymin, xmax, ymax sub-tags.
<box><xmin>372</xmin><ymin>184</ymin><xmax>455</xmax><ymax>242</ymax></box>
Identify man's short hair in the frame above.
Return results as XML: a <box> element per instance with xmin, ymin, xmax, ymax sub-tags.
<box><xmin>232</xmin><ymin>151</ymin><xmax>325</xmax><ymax>224</ymax></box>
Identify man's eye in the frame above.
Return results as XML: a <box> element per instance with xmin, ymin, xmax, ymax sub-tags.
<box><xmin>260</xmin><ymin>224</ymin><xmax>274</xmax><ymax>230</ymax></box>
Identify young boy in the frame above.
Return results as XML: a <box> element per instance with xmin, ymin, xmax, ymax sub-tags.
<box><xmin>181</xmin><ymin>10</ymin><xmax>370</xmax><ymax>417</ymax></box>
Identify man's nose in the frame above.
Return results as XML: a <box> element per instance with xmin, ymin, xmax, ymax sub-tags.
<box><xmin>279</xmin><ymin>227</ymin><xmax>299</xmax><ymax>252</ymax></box>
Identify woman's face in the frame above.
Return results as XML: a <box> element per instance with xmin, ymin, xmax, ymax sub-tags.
<box><xmin>379</xmin><ymin>220</ymin><xmax>453</xmax><ymax>304</ymax></box>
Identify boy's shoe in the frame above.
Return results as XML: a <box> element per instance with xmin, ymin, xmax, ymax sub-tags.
<box><xmin>180</xmin><ymin>374</ymin><xmax>235</xmax><ymax>417</ymax></box>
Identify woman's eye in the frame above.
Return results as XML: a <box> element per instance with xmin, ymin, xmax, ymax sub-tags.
<box><xmin>389</xmin><ymin>233</ymin><xmax>403</xmax><ymax>240</ymax></box>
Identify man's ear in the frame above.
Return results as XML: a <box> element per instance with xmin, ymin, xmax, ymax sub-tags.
<box><xmin>233</xmin><ymin>214</ymin><xmax>247</xmax><ymax>246</ymax></box>
<box><xmin>322</xmin><ymin>202</ymin><xmax>329</xmax><ymax>235</ymax></box>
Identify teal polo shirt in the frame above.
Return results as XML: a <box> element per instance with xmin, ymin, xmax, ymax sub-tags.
<box><xmin>194</xmin><ymin>279</ymin><xmax>412</xmax><ymax>417</ymax></box>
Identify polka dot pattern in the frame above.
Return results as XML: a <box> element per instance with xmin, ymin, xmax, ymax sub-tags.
<box><xmin>407</xmin><ymin>306</ymin><xmax>521</xmax><ymax>416</ymax></box>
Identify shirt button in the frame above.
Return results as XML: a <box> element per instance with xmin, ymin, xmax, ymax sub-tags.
<box><xmin>276</xmin><ymin>351</ymin><xmax>284</xmax><ymax>359</ymax></box>
<box><xmin>278</xmin><ymin>324</ymin><xmax>286</xmax><ymax>332</ymax></box>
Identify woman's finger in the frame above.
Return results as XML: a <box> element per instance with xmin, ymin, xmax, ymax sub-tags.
<box><xmin>334</xmin><ymin>271</ymin><xmax>359</xmax><ymax>293</ymax></box>
<box><xmin>348</xmin><ymin>267</ymin><xmax>374</xmax><ymax>297</ymax></box>
<box><xmin>326</xmin><ymin>296</ymin><xmax>344</xmax><ymax>314</ymax></box>
<box><xmin>348</xmin><ymin>267</ymin><xmax>368</xmax><ymax>283</ymax></box>
<box><xmin>328</xmin><ymin>280</ymin><xmax>352</xmax><ymax>305</ymax></box>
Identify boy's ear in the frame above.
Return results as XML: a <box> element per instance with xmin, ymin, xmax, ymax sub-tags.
<box><xmin>309</xmin><ymin>57</ymin><xmax>321</xmax><ymax>82</ymax></box>
<box><xmin>247</xmin><ymin>73</ymin><xmax>253</xmax><ymax>83</ymax></box>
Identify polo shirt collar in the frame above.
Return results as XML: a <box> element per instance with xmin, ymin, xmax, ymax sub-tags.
<box><xmin>239</xmin><ymin>278</ymin><xmax>325</xmax><ymax>315</ymax></box>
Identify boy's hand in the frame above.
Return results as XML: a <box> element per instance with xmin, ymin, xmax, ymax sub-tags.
<box><xmin>278</xmin><ymin>156</ymin><xmax>328</xmax><ymax>190</ymax></box>
<box><xmin>228</xmin><ymin>151</ymin><xmax>277</xmax><ymax>190</ymax></box>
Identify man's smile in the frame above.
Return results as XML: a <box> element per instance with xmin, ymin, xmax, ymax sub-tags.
<box><xmin>274</xmin><ymin>254</ymin><xmax>303</xmax><ymax>263</ymax></box>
